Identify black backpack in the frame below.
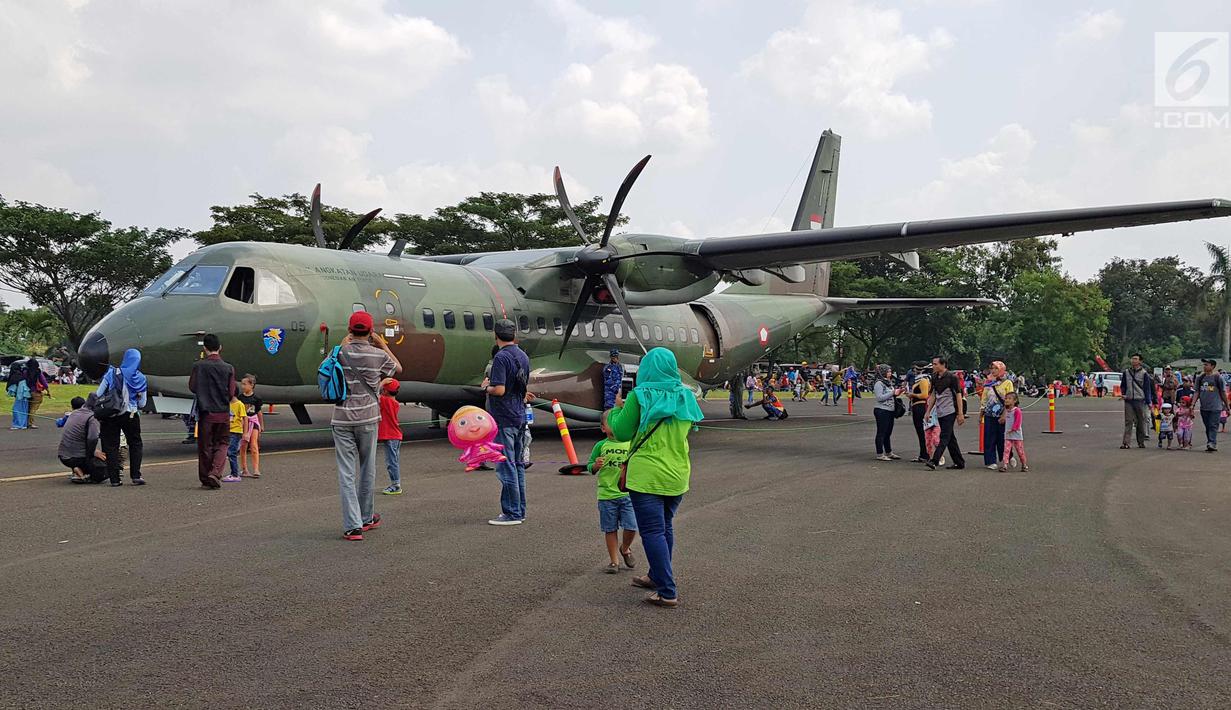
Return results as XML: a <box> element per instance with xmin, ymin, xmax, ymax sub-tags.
<box><xmin>93</xmin><ymin>367</ymin><xmax>126</xmax><ymax>419</ymax></box>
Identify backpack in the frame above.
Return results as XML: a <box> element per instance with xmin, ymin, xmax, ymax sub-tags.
<box><xmin>317</xmin><ymin>346</ymin><xmax>348</xmax><ymax>404</ymax></box>
<box><xmin>93</xmin><ymin>367</ymin><xmax>127</xmax><ymax>419</ymax></box>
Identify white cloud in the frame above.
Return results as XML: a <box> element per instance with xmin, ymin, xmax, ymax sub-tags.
<box><xmin>480</xmin><ymin>0</ymin><xmax>713</xmax><ymax>157</ymax></box>
<box><xmin>1058</xmin><ymin>9</ymin><xmax>1124</xmax><ymax>44</ymax></box>
<box><xmin>741</xmin><ymin>0</ymin><xmax>953</xmax><ymax>139</ymax></box>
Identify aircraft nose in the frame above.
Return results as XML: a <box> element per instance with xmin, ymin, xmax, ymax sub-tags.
<box><xmin>78</xmin><ymin>331</ymin><xmax>109</xmax><ymax>379</ymax></box>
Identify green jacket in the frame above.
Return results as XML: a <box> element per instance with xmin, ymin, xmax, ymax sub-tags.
<box><xmin>608</xmin><ymin>390</ymin><xmax>693</xmax><ymax>496</ymax></box>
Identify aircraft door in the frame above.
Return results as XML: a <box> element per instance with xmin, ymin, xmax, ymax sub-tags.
<box><xmin>690</xmin><ymin>304</ymin><xmax>724</xmax><ymax>382</ymax></box>
<box><xmin>374</xmin><ymin>287</ymin><xmax>406</xmax><ymax>348</ymax></box>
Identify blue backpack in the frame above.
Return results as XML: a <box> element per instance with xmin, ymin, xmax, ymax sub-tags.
<box><xmin>317</xmin><ymin>346</ymin><xmax>347</xmax><ymax>404</ymax></box>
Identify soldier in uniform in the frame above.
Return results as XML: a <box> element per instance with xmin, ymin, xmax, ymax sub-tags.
<box><xmin>603</xmin><ymin>348</ymin><xmax>624</xmax><ymax>410</ymax></box>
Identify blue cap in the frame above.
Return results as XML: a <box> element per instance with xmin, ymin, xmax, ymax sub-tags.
<box><xmin>609</xmin><ymin>348</ymin><xmax>620</xmax><ymax>356</ymax></box>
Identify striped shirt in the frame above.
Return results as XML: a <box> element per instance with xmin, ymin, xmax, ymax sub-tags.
<box><xmin>331</xmin><ymin>342</ymin><xmax>397</xmax><ymax>426</ymax></box>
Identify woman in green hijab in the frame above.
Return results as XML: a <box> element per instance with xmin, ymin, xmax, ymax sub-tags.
<box><xmin>608</xmin><ymin>347</ymin><xmax>704</xmax><ymax>607</ymax></box>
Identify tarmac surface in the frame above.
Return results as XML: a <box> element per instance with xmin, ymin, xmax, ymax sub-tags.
<box><xmin>2</xmin><ymin>395</ymin><xmax>1230</xmax><ymax>708</ymax></box>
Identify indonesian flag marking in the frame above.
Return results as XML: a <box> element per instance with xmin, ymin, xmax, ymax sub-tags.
<box><xmin>809</xmin><ymin>213</ymin><xmax>824</xmax><ymax>229</ymax></box>
<box><xmin>758</xmin><ymin>325</ymin><xmax>769</xmax><ymax>346</ymax></box>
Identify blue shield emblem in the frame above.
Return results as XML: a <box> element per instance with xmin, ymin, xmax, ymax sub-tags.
<box><xmin>262</xmin><ymin>327</ymin><xmax>284</xmax><ymax>355</ymax></box>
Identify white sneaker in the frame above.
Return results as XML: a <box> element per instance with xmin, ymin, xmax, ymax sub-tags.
<box><xmin>986</xmin><ymin>464</ymin><xmax>999</xmax><ymax>470</ymax></box>
<box><xmin>487</xmin><ymin>514</ymin><xmax>523</xmax><ymax>526</ymax></box>
<box><xmin>939</xmin><ymin>456</ymin><xmax>946</xmax><ymax>466</ymax></box>
<box><xmin>876</xmin><ymin>454</ymin><xmax>891</xmax><ymax>461</ymax></box>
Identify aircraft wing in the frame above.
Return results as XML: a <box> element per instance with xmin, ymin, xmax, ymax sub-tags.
<box><xmin>822</xmin><ymin>297</ymin><xmax>996</xmax><ymax>312</ymax></box>
<box><xmin>684</xmin><ymin>199</ymin><xmax>1231</xmax><ymax>270</ymax></box>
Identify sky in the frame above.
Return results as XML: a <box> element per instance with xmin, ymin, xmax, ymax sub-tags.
<box><xmin>2</xmin><ymin>0</ymin><xmax>1230</xmax><ymax>308</ymax></box>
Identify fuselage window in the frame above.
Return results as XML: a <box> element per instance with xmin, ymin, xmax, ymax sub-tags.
<box><xmin>597</xmin><ymin>321</ymin><xmax>609</xmax><ymax>338</ymax></box>
<box><xmin>653</xmin><ymin>325</ymin><xmax>663</xmax><ymax>341</ymax></box>
<box><xmin>143</xmin><ymin>266</ymin><xmax>190</xmax><ymax>296</ymax></box>
<box><xmin>170</xmin><ymin>265</ymin><xmax>229</xmax><ymax>295</ymax></box>
<box><xmin>678</xmin><ymin>327</ymin><xmax>687</xmax><ymax>343</ymax></box>
<box><xmin>352</xmin><ymin>303</ymin><xmax>367</xmax><ymax>313</ymax></box>
<box><xmin>463</xmin><ymin>311</ymin><xmax>475</xmax><ymax>330</ymax></box>
<box><xmin>256</xmin><ymin>271</ymin><xmax>297</xmax><ymax>306</ymax></box>
<box><xmin>518</xmin><ymin>315</ymin><xmax>530</xmax><ymax>333</ymax></box>
<box><xmin>572</xmin><ymin>324</ymin><xmax>580</xmax><ymax>337</ymax></box>
<box><xmin>422</xmin><ymin>308</ymin><xmax>435</xmax><ymax>328</ymax></box>
<box><xmin>584</xmin><ymin>321</ymin><xmax>595</xmax><ymax>337</ymax></box>
<box><xmin>666</xmin><ymin>327</ymin><xmax>676</xmax><ymax>342</ymax></box>
<box><xmin>224</xmin><ymin>267</ymin><xmax>255</xmax><ymax>303</ymax></box>
<box><xmin>613</xmin><ymin>322</ymin><xmax>624</xmax><ymax>339</ymax></box>
<box><xmin>553</xmin><ymin>318</ymin><xmax>564</xmax><ymax>335</ymax></box>
<box><xmin>482</xmin><ymin>313</ymin><xmax>494</xmax><ymax>331</ymax></box>
<box><xmin>640</xmin><ymin>324</ymin><xmax>650</xmax><ymax>341</ymax></box>
<box><xmin>443</xmin><ymin>310</ymin><xmax>455</xmax><ymax>329</ymax></box>
<box><xmin>536</xmin><ymin>317</ymin><xmax>547</xmax><ymax>335</ymax></box>
<box><xmin>691</xmin><ymin>328</ymin><xmax>700</xmax><ymax>343</ymax></box>
<box><xmin>384</xmin><ymin>303</ymin><xmax>395</xmax><ymax>314</ymax></box>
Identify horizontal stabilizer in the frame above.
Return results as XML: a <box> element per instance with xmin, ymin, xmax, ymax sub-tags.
<box><xmin>822</xmin><ymin>297</ymin><xmax>996</xmax><ymax>313</ymax></box>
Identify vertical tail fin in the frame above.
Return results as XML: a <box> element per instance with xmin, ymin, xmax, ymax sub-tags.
<box><xmin>726</xmin><ymin>130</ymin><xmax>841</xmax><ymax>296</ymax></box>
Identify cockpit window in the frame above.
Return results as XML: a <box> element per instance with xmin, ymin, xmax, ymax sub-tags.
<box><xmin>143</xmin><ymin>266</ymin><xmax>191</xmax><ymax>296</ymax></box>
<box><xmin>170</xmin><ymin>265</ymin><xmax>229</xmax><ymax>296</ymax></box>
<box><xmin>225</xmin><ymin>267</ymin><xmax>255</xmax><ymax>303</ymax></box>
<box><xmin>256</xmin><ymin>271</ymin><xmax>297</xmax><ymax>306</ymax></box>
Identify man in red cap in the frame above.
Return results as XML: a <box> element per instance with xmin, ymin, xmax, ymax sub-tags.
<box><xmin>334</xmin><ymin>310</ymin><xmax>401</xmax><ymax>540</ymax></box>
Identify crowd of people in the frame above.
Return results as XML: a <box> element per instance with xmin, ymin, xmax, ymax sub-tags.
<box><xmin>33</xmin><ymin>315</ymin><xmax>1231</xmax><ymax>610</ymax></box>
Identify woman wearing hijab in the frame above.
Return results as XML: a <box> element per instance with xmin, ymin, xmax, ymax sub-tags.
<box><xmin>24</xmin><ymin>357</ymin><xmax>50</xmax><ymax>428</ymax></box>
<box><xmin>608</xmin><ymin>347</ymin><xmax>704</xmax><ymax>608</ymax></box>
<box><xmin>95</xmin><ymin>348</ymin><xmax>148</xmax><ymax>486</ymax></box>
<box><xmin>872</xmin><ymin>364</ymin><xmax>902</xmax><ymax>461</ymax></box>
<box><xmin>6</xmin><ymin>359</ymin><xmax>31</xmax><ymax>430</ymax></box>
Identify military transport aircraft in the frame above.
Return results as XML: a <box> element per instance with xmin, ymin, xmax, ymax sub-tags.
<box><xmin>78</xmin><ymin>131</ymin><xmax>1230</xmax><ymax>423</ymax></box>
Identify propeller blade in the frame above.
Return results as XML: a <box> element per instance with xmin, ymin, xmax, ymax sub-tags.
<box><xmin>310</xmin><ymin>184</ymin><xmax>327</xmax><ymax>248</ymax></box>
<box><xmin>559</xmin><ymin>276</ymin><xmax>596</xmax><ymax>358</ymax></box>
<box><xmin>339</xmin><ymin>208</ymin><xmax>382</xmax><ymax>250</ymax></box>
<box><xmin>602</xmin><ymin>273</ymin><xmax>647</xmax><ymax>355</ymax></box>
<box><xmin>600</xmin><ymin>154</ymin><xmax>651</xmax><ymax>248</ymax></box>
<box><xmin>554</xmin><ymin>167</ymin><xmax>592</xmax><ymax>245</ymax></box>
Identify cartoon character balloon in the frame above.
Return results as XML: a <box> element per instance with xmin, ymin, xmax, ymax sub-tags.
<box><xmin>447</xmin><ymin>406</ymin><xmax>507</xmax><ymax>471</ymax></box>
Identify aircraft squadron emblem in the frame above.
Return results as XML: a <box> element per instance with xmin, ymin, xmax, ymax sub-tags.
<box><xmin>262</xmin><ymin>327</ymin><xmax>284</xmax><ymax>355</ymax></box>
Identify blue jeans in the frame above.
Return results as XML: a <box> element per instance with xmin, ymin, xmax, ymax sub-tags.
<box><xmin>227</xmin><ymin>432</ymin><xmax>242</xmax><ymax>476</ymax></box>
<box><xmin>984</xmin><ymin>415</ymin><xmax>1005</xmax><ymax>465</ymax></box>
<box><xmin>1201</xmin><ymin>409</ymin><xmax>1221</xmax><ymax>449</ymax></box>
<box><xmin>333</xmin><ymin>423</ymin><xmax>378</xmax><ymax>532</ymax></box>
<box><xmin>630</xmin><ymin>491</ymin><xmax>683</xmax><ymax>600</ymax></box>
<box><xmin>496</xmin><ymin>425</ymin><xmax>527</xmax><ymax>519</ymax></box>
<box><xmin>381</xmin><ymin>439</ymin><xmax>401</xmax><ymax>485</ymax></box>
<box><xmin>746</xmin><ymin>388</ymin><xmax>756</xmax><ymax>404</ymax></box>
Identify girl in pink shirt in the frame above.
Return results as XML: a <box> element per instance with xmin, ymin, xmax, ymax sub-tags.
<box><xmin>999</xmin><ymin>392</ymin><xmax>1029</xmax><ymax>472</ymax></box>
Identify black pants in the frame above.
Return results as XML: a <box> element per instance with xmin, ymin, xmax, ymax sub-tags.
<box><xmin>929</xmin><ymin>413</ymin><xmax>965</xmax><ymax>468</ymax></box>
<box><xmin>99</xmin><ymin>412</ymin><xmax>143</xmax><ymax>483</ymax></box>
<box><xmin>911</xmin><ymin>405</ymin><xmax>928</xmax><ymax>459</ymax></box>
<box><xmin>60</xmin><ymin>455</ymin><xmax>107</xmax><ymax>482</ymax></box>
<box><xmin>874</xmin><ymin>408</ymin><xmax>895</xmax><ymax>454</ymax></box>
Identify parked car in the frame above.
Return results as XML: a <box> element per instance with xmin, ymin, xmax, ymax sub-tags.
<box><xmin>0</xmin><ymin>354</ymin><xmax>23</xmax><ymax>380</ymax></box>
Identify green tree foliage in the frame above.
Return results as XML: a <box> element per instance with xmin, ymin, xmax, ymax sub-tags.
<box><xmin>991</xmin><ymin>271</ymin><xmax>1110</xmax><ymax>378</ymax></box>
<box><xmin>0</xmin><ymin>198</ymin><xmax>180</xmax><ymax>351</ymax></box>
<box><xmin>193</xmin><ymin>192</ymin><xmax>396</xmax><ymax>251</ymax></box>
<box><xmin>1203</xmin><ymin>243</ymin><xmax>1231</xmax><ymax>362</ymax></box>
<box><xmin>1095</xmin><ymin>256</ymin><xmax>1208</xmax><ymax>367</ymax></box>
<box><xmin>0</xmin><ymin>305</ymin><xmax>66</xmax><ymax>355</ymax></box>
<box><xmin>392</xmin><ymin>192</ymin><xmax>620</xmax><ymax>255</ymax></box>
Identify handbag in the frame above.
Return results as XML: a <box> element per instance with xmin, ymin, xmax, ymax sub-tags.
<box><xmin>617</xmin><ymin>419</ymin><xmax>665</xmax><ymax>493</ymax></box>
<box><xmin>893</xmin><ymin>395</ymin><xmax>906</xmax><ymax>419</ymax></box>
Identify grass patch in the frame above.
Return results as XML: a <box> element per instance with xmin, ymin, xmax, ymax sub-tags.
<box><xmin>1</xmin><ymin>383</ymin><xmax>98</xmax><ymax>416</ymax></box>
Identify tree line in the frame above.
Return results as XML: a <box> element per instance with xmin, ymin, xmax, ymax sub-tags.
<box><xmin>0</xmin><ymin>192</ymin><xmax>1225</xmax><ymax>380</ymax></box>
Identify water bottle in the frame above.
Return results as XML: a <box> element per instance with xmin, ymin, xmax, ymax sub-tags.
<box><xmin>525</xmin><ymin>404</ymin><xmax>534</xmax><ymax>425</ymax></box>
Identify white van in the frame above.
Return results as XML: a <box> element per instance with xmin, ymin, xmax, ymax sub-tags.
<box><xmin>1089</xmin><ymin>371</ymin><xmax>1122</xmax><ymax>391</ymax></box>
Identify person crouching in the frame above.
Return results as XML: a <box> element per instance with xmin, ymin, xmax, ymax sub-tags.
<box><xmin>58</xmin><ymin>395</ymin><xmax>107</xmax><ymax>484</ymax></box>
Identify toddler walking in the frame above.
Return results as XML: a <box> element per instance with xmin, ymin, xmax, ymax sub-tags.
<box><xmin>222</xmin><ymin>396</ymin><xmax>246</xmax><ymax>483</ymax></box>
<box><xmin>1175</xmin><ymin>395</ymin><xmax>1195</xmax><ymax>449</ymax></box>
<box><xmin>378</xmin><ymin>379</ymin><xmax>403</xmax><ymax>495</ymax></box>
<box><xmin>588</xmin><ymin>410</ymin><xmax>638</xmax><ymax>574</ymax></box>
<box><xmin>999</xmin><ymin>392</ymin><xmax>1029</xmax><ymax>472</ymax></box>
<box><xmin>1158</xmin><ymin>402</ymin><xmax>1175</xmax><ymax>449</ymax></box>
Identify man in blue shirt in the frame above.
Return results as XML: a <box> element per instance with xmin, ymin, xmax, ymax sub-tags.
<box><xmin>602</xmin><ymin>349</ymin><xmax>623</xmax><ymax>410</ymax></box>
<box><xmin>481</xmin><ymin>319</ymin><xmax>532</xmax><ymax>526</ymax></box>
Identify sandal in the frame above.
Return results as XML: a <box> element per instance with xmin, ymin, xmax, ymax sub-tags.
<box><xmin>620</xmin><ymin>549</ymin><xmax>636</xmax><ymax>569</ymax></box>
<box><xmin>631</xmin><ymin>575</ymin><xmax>654</xmax><ymax>589</ymax></box>
<box><xmin>644</xmin><ymin>593</ymin><xmax>678</xmax><ymax>608</ymax></box>
<box><xmin>605</xmin><ymin>562</ymin><xmax>620</xmax><ymax>574</ymax></box>
<box><xmin>241</xmin><ymin>471</ymin><xmax>261</xmax><ymax>478</ymax></box>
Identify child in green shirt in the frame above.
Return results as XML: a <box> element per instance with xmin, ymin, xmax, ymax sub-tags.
<box><xmin>588</xmin><ymin>410</ymin><xmax>638</xmax><ymax>573</ymax></box>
